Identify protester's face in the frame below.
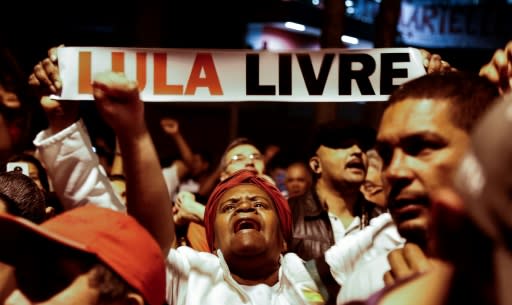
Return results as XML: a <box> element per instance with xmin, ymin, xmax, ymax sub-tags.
<box><xmin>222</xmin><ymin>145</ymin><xmax>264</xmax><ymax>180</ymax></box>
<box><xmin>313</xmin><ymin>143</ymin><xmax>368</xmax><ymax>187</ymax></box>
<box><xmin>7</xmin><ymin>255</ymin><xmax>105</xmax><ymax>305</ymax></box>
<box><xmin>213</xmin><ymin>184</ymin><xmax>285</xmax><ymax>260</ymax></box>
<box><xmin>376</xmin><ymin>98</ymin><xmax>470</xmax><ymax>241</ymax></box>
<box><xmin>285</xmin><ymin>164</ymin><xmax>311</xmax><ymax>198</ymax></box>
<box><xmin>361</xmin><ymin>160</ymin><xmax>387</xmax><ymax>208</ymax></box>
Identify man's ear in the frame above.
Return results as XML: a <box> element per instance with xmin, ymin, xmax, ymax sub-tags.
<box><xmin>123</xmin><ymin>292</ymin><xmax>145</xmax><ymax>305</ymax></box>
<box><xmin>44</xmin><ymin>206</ymin><xmax>55</xmax><ymax>220</ymax></box>
<box><xmin>309</xmin><ymin>157</ymin><xmax>321</xmax><ymax>174</ymax></box>
<box><xmin>282</xmin><ymin>240</ymin><xmax>288</xmax><ymax>253</ymax></box>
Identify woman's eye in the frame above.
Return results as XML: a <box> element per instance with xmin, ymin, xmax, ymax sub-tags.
<box><xmin>222</xmin><ymin>204</ymin><xmax>235</xmax><ymax>212</ymax></box>
<box><xmin>254</xmin><ymin>202</ymin><xmax>268</xmax><ymax>208</ymax></box>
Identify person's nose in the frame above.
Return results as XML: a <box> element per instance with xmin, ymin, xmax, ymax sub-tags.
<box><xmin>384</xmin><ymin>149</ymin><xmax>414</xmax><ymax>184</ymax></box>
<box><xmin>235</xmin><ymin>200</ymin><xmax>256</xmax><ymax>213</ymax></box>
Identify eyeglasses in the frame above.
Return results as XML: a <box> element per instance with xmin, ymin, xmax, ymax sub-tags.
<box><xmin>227</xmin><ymin>153</ymin><xmax>263</xmax><ymax>165</ymax></box>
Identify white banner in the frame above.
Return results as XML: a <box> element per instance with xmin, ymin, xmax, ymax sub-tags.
<box><xmin>56</xmin><ymin>47</ymin><xmax>426</xmax><ymax>102</ymax></box>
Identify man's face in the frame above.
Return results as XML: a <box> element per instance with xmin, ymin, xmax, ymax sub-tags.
<box><xmin>8</xmin><ymin>254</ymin><xmax>104</xmax><ymax>305</ymax></box>
<box><xmin>285</xmin><ymin>164</ymin><xmax>311</xmax><ymax>198</ymax></box>
<box><xmin>222</xmin><ymin>144</ymin><xmax>264</xmax><ymax>180</ymax></box>
<box><xmin>213</xmin><ymin>184</ymin><xmax>285</xmax><ymax>260</ymax></box>
<box><xmin>376</xmin><ymin>98</ymin><xmax>470</xmax><ymax>241</ymax></box>
<box><xmin>313</xmin><ymin>142</ymin><xmax>368</xmax><ymax>188</ymax></box>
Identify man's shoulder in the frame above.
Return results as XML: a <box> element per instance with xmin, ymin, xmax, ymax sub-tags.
<box><xmin>288</xmin><ymin>190</ymin><xmax>324</xmax><ymax>216</ymax></box>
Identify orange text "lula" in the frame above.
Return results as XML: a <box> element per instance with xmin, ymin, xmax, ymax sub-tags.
<box><xmin>78</xmin><ymin>51</ymin><xmax>223</xmax><ymax>95</ymax></box>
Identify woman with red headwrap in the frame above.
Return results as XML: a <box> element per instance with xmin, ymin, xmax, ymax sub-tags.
<box><xmin>166</xmin><ymin>168</ymin><xmax>325</xmax><ymax>305</ymax></box>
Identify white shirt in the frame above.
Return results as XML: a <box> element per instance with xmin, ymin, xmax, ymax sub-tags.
<box><xmin>328</xmin><ymin>213</ymin><xmax>362</xmax><ymax>243</ymax></box>
<box><xmin>323</xmin><ymin>213</ymin><xmax>405</xmax><ymax>303</ymax></box>
<box><xmin>336</xmin><ymin>253</ymin><xmax>392</xmax><ymax>304</ymax></box>
<box><xmin>166</xmin><ymin>247</ymin><xmax>325</xmax><ymax>305</ymax></box>
<box><xmin>162</xmin><ymin>163</ymin><xmax>201</xmax><ymax>202</ymax></box>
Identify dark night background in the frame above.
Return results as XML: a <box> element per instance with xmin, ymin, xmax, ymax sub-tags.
<box><xmin>1</xmin><ymin>0</ymin><xmax>508</xmax><ymax>166</ymax></box>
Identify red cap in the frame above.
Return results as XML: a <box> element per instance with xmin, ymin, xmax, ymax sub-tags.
<box><xmin>0</xmin><ymin>205</ymin><xmax>165</xmax><ymax>305</ymax></box>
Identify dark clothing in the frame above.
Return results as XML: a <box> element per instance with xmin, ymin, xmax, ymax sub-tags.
<box><xmin>288</xmin><ymin>188</ymin><xmax>382</xmax><ymax>305</ymax></box>
<box><xmin>289</xmin><ymin>190</ymin><xmax>335</xmax><ymax>261</ymax></box>
<box><xmin>289</xmin><ymin>189</ymin><xmax>382</xmax><ymax>261</ymax></box>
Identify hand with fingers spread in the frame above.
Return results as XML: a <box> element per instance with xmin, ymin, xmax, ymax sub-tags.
<box><xmin>479</xmin><ymin>40</ymin><xmax>512</xmax><ymax>95</ymax></box>
<box><xmin>28</xmin><ymin>45</ymin><xmax>64</xmax><ymax>96</ymax></box>
<box><xmin>383</xmin><ymin>243</ymin><xmax>433</xmax><ymax>286</ymax></box>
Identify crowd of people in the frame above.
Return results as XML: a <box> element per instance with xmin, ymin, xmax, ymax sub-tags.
<box><xmin>0</xmin><ymin>40</ymin><xmax>511</xmax><ymax>305</ymax></box>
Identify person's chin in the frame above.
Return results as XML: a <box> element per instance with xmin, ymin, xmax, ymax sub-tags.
<box><xmin>229</xmin><ymin>231</ymin><xmax>267</xmax><ymax>256</ymax></box>
<box><xmin>396</xmin><ymin>217</ymin><xmax>429</xmax><ymax>241</ymax></box>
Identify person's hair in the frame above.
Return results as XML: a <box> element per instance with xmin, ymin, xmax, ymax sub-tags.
<box><xmin>7</xmin><ymin>153</ymin><xmax>50</xmax><ymax>192</ymax></box>
<box><xmin>0</xmin><ymin>171</ymin><xmax>46</xmax><ymax>223</ymax></box>
<box><xmin>219</xmin><ymin>137</ymin><xmax>259</xmax><ymax>170</ymax></box>
<box><xmin>89</xmin><ymin>263</ymin><xmax>144</xmax><ymax>304</ymax></box>
<box><xmin>387</xmin><ymin>71</ymin><xmax>500</xmax><ymax>132</ymax></box>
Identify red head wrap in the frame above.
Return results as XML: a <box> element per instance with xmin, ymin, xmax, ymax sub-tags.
<box><xmin>204</xmin><ymin>169</ymin><xmax>292</xmax><ymax>252</ymax></box>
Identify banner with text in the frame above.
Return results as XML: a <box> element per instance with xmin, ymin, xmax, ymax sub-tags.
<box><xmin>56</xmin><ymin>47</ymin><xmax>426</xmax><ymax>102</ymax></box>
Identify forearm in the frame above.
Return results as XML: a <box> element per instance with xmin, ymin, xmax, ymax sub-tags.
<box><xmin>119</xmin><ymin>128</ymin><xmax>175</xmax><ymax>255</ymax></box>
<box><xmin>197</xmin><ymin>168</ymin><xmax>221</xmax><ymax>197</ymax></box>
<box><xmin>110</xmin><ymin>138</ymin><xmax>123</xmax><ymax>175</ymax></box>
<box><xmin>172</xmin><ymin>133</ymin><xmax>195</xmax><ymax>169</ymax></box>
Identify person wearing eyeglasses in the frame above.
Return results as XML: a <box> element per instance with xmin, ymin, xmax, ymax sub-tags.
<box><xmin>219</xmin><ymin>137</ymin><xmax>266</xmax><ymax>181</ymax></box>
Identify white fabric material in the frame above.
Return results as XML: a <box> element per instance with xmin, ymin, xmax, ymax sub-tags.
<box><xmin>162</xmin><ymin>163</ymin><xmax>180</xmax><ymax>201</ymax></box>
<box><xmin>33</xmin><ymin>120</ymin><xmax>125</xmax><ymax>213</ymax></box>
<box><xmin>336</xmin><ymin>253</ymin><xmax>391</xmax><ymax>304</ymax></box>
<box><xmin>325</xmin><ymin>213</ymin><xmax>403</xmax><ymax>285</ymax></box>
<box><xmin>328</xmin><ymin>214</ymin><xmax>362</xmax><ymax>243</ymax></box>
<box><xmin>166</xmin><ymin>246</ymin><xmax>325</xmax><ymax>305</ymax></box>
<box><xmin>324</xmin><ymin>213</ymin><xmax>404</xmax><ymax>304</ymax></box>
<box><xmin>162</xmin><ymin>164</ymin><xmax>201</xmax><ymax>202</ymax></box>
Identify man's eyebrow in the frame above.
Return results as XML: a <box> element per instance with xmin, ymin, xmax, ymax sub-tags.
<box><xmin>377</xmin><ymin>131</ymin><xmax>445</xmax><ymax>144</ymax></box>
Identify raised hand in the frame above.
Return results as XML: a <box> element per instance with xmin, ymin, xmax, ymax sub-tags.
<box><xmin>479</xmin><ymin>40</ymin><xmax>512</xmax><ymax>95</ymax></box>
<box><xmin>92</xmin><ymin>71</ymin><xmax>145</xmax><ymax>139</ymax></box>
<box><xmin>160</xmin><ymin>117</ymin><xmax>180</xmax><ymax>136</ymax></box>
<box><xmin>383</xmin><ymin>243</ymin><xmax>433</xmax><ymax>286</ymax></box>
<box><xmin>28</xmin><ymin>45</ymin><xmax>63</xmax><ymax>96</ymax></box>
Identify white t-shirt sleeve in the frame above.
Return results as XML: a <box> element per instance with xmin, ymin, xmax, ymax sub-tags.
<box><xmin>33</xmin><ymin>120</ymin><xmax>125</xmax><ymax>213</ymax></box>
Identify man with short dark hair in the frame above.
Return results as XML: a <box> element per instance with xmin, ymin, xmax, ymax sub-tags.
<box><xmin>289</xmin><ymin>121</ymin><xmax>381</xmax><ymax>261</ymax></box>
<box><xmin>338</xmin><ymin>71</ymin><xmax>500</xmax><ymax>304</ymax></box>
<box><xmin>0</xmin><ymin>204</ymin><xmax>166</xmax><ymax>305</ymax></box>
<box><xmin>288</xmin><ymin>121</ymin><xmax>403</xmax><ymax>304</ymax></box>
